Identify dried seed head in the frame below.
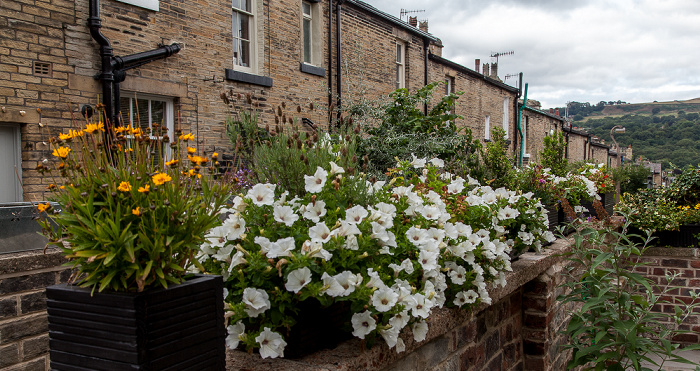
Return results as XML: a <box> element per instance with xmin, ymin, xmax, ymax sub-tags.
<box><xmin>296</xmin><ymin>105</ymin><xmax>301</xmax><ymax>113</ymax></box>
<box><xmin>309</xmin><ymin>102</ymin><xmax>314</xmax><ymax>111</ymax></box>
<box><xmin>277</xmin><ymin>106</ymin><xmax>282</xmax><ymax>116</ymax></box>
<box><xmin>220</xmin><ymin>92</ymin><xmax>230</xmax><ymax>105</ymax></box>
<box><xmin>282</xmin><ymin>101</ymin><xmax>286</xmax><ymax>108</ymax></box>
<box><xmin>246</xmin><ymin>93</ymin><xmax>252</xmax><ymax>104</ymax></box>
<box><xmin>275</xmin><ymin>115</ymin><xmax>279</xmax><ymax>124</ymax></box>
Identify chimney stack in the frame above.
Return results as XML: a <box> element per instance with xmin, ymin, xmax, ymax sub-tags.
<box><xmin>555</xmin><ymin>108</ymin><xmax>560</xmax><ymax>116</ymax></box>
<box><xmin>482</xmin><ymin>63</ymin><xmax>489</xmax><ymax>76</ymax></box>
<box><xmin>475</xmin><ymin>59</ymin><xmax>480</xmax><ymax>72</ymax></box>
<box><xmin>418</xmin><ymin>20</ymin><xmax>428</xmax><ymax>33</ymax></box>
<box><xmin>490</xmin><ymin>62</ymin><xmax>497</xmax><ymax>79</ymax></box>
<box><xmin>549</xmin><ymin>108</ymin><xmax>554</xmax><ymax>114</ymax></box>
<box><xmin>408</xmin><ymin>16</ymin><xmax>418</xmax><ymax>27</ymax></box>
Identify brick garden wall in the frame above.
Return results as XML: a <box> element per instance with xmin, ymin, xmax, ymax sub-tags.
<box><xmin>635</xmin><ymin>247</ymin><xmax>700</xmax><ymax>345</ymax></box>
<box><xmin>0</xmin><ymin>249</ymin><xmax>69</xmax><ymax>371</ymax></box>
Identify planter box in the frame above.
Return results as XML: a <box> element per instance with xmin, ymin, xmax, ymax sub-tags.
<box><xmin>46</xmin><ymin>274</ymin><xmax>225</xmax><ymax>370</ymax></box>
<box><xmin>654</xmin><ymin>224</ymin><xmax>700</xmax><ymax>247</ymax></box>
<box><xmin>283</xmin><ymin>300</ymin><xmax>352</xmax><ymax>359</ymax></box>
<box><xmin>545</xmin><ymin>205</ymin><xmax>559</xmax><ymax>232</ymax></box>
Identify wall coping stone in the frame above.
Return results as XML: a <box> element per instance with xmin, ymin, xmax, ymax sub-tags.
<box><xmin>225</xmin><ymin>238</ymin><xmax>573</xmax><ymax>370</ymax></box>
<box><xmin>0</xmin><ymin>248</ymin><xmax>67</xmax><ymax>277</ymax></box>
<box><xmin>644</xmin><ymin>247</ymin><xmax>699</xmax><ymax>258</ymax></box>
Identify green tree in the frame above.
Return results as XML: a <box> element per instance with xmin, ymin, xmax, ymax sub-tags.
<box><xmin>482</xmin><ymin>127</ymin><xmax>514</xmax><ymax>188</ymax></box>
<box><xmin>539</xmin><ymin>131</ymin><xmax>568</xmax><ymax>177</ymax></box>
<box><xmin>613</xmin><ymin>163</ymin><xmax>650</xmax><ymax>195</ymax></box>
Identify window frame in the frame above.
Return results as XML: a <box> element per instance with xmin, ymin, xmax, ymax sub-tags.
<box><xmin>0</xmin><ymin>123</ymin><xmax>22</xmax><ymax>202</ymax></box>
<box><xmin>232</xmin><ymin>0</ymin><xmax>256</xmax><ymax>73</ymax></box>
<box><xmin>119</xmin><ymin>92</ymin><xmax>175</xmax><ymax>160</ymax></box>
<box><xmin>395</xmin><ymin>42</ymin><xmax>405</xmax><ymax>89</ymax></box>
<box><xmin>302</xmin><ymin>1</ymin><xmax>313</xmax><ymax>65</ymax></box>
<box><xmin>484</xmin><ymin>115</ymin><xmax>491</xmax><ymax>141</ymax></box>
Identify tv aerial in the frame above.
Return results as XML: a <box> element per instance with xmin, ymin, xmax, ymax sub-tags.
<box><xmin>490</xmin><ymin>51</ymin><xmax>514</xmax><ymax>64</ymax></box>
<box><xmin>400</xmin><ymin>9</ymin><xmax>425</xmax><ymax>21</ymax></box>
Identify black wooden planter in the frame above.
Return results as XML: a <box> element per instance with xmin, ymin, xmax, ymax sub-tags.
<box><xmin>284</xmin><ymin>299</ymin><xmax>352</xmax><ymax>359</ymax></box>
<box><xmin>46</xmin><ymin>274</ymin><xmax>225</xmax><ymax>370</ymax></box>
<box><xmin>654</xmin><ymin>224</ymin><xmax>700</xmax><ymax>247</ymax></box>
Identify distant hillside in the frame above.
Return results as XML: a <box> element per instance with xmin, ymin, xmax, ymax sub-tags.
<box><xmin>576</xmin><ymin>98</ymin><xmax>700</xmax><ymax>168</ymax></box>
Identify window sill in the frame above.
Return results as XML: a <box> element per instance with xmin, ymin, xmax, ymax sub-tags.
<box><xmin>225</xmin><ymin>69</ymin><xmax>273</xmax><ymax>87</ymax></box>
<box><xmin>300</xmin><ymin>63</ymin><xmax>325</xmax><ymax>77</ymax></box>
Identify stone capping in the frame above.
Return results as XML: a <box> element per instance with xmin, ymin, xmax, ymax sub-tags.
<box><xmin>644</xmin><ymin>247</ymin><xmax>699</xmax><ymax>258</ymax></box>
<box><xmin>299</xmin><ymin>63</ymin><xmax>326</xmax><ymax>77</ymax></box>
<box><xmin>0</xmin><ymin>248</ymin><xmax>67</xmax><ymax>277</ymax></box>
<box><xmin>224</xmin><ymin>69</ymin><xmax>273</xmax><ymax>87</ymax></box>
<box><xmin>225</xmin><ymin>238</ymin><xmax>573</xmax><ymax>370</ymax></box>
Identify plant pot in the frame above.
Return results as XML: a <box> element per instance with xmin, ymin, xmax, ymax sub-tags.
<box><xmin>654</xmin><ymin>224</ymin><xmax>700</xmax><ymax>247</ymax></box>
<box><xmin>46</xmin><ymin>274</ymin><xmax>225</xmax><ymax>370</ymax></box>
<box><xmin>283</xmin><ymin>299</ymin><xmax>353</xmax><ymax>359</ymax></box>
<box><xmin>544</xmin><ymin>204</ymin><xmax>558</xmax><ymax>232</ymax></box>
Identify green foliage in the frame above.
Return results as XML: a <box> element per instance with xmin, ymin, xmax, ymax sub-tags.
<box><xmin>482</xmin><ymin>127</ymin><xmax>515</xmax><ymax>189</ymax></box>
<box><xmin>612</xmin><ymin>163</ymin><xmax>650</xmax><ymax>195</ymax></box>
<box><xmin>37</xmin><ymin>116</ymin><xmax>230</xmax><ymax>292</ymax></box>
<box><xmin>539</xmin><ymin>131</ymin><xmax>568</xmax><ymax>177</ymax></box>
<box><xmin>615</xmin><ymin>189</ymin><xmax>682</xmax><ymax>232</ymax></box>
<box><xmin>355</xmin><ymin>83</ymin><xmax>483</xmax><ymax>179</ymax></box>
<box><xmin>558</xmin><ymin>217</ymin><xmax>700</xmax><ymax>370</ymax></box>
<box><xmin>664</xmin><ymin>165</ymin><xmax>700</xmax><ymax>206</ymax></box>
<box><xmin>226</xmin><ymin>110</ymin><xmax>266</xmax><ymax>166</ymax></box>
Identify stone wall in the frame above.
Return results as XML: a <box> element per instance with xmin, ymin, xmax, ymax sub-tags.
<box><xmin>564</xmin><ymin>128</ymin><xmax>589</xmax><ymax>163</ymax></box>
<box><xmin>589</xmin><ymin>142</ymin><xmax>610</xmax><ymax>164</ymax></box>
<box><xmin>636</xmin><ymin>247</ymin><xmax>700</xmax><ymax>345</ymax></box>
<box><xmin>0</xmin><ymin>249</ymin><xmax>69</xmax><ymax>371</ymax></box>
<box><xmin>521</xmin><ymin>107</ymin><xmax>564</xmax><ymax>165</ymax></box>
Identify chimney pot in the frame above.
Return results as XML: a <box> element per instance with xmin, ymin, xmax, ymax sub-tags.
<box><xmin>418</xmin><ymin>20</ymin><xmax>428</xmax><ymax>33</ymax></box>
<box><xmin>475</xmin><ymin>59</ymin><xmax>480</xmax><ymax>72</ymax></box>
<box><xmin>408</xmin><ymin>16</ymin><xmax>418</xmax><ymax>27</ymax></box>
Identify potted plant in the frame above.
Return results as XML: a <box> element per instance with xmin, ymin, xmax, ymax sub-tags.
<box><xmin>515</xmin><ymin>164</ymin><xmax>559</xmax><ymax>231</ymax></box>
<box><xmin>38</xmin><ymin>111</ymin><xmax>230</xmax><ymax>370</ymax></box>
<box><xmin>198</xmin><ymin>156</ymin><xmax>554</xmax><ymax>359</ymax></box>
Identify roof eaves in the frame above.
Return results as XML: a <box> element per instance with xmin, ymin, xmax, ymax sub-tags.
<box><xmin>346</xmin><ymin>0</ymin><xmax>438</xmax><ymax>42</ymax></box>
<box><xmin>428</xmin><ymin>53</ymin><xmax>518</xmax><ymax>93</ymax></box>
<box><xmin>521</xmin><ymin>105</ymin><xmax>566</xmax><ymax>122</ymax></box>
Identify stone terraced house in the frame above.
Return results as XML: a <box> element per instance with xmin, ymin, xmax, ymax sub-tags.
<box><xmin>1</xmin><ymin>0</ymin><xmax>615</xmax><ymax>203</ymax></box>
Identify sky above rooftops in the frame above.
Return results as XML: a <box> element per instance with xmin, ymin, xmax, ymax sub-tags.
<box><xmin>369</xmin><ymin>0</ymin><xmax>700</xmax><ymax>109</ymax></box>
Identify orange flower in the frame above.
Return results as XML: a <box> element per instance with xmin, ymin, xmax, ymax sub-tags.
<box><xmin>52</xmin><ymin>147</ymin><xmax>71</xmax><ymax>158</ymax></box>
<box><xmin>117</xmin><ymin>181</ymin><xmax>132</xmax><ymax>192</ymax></box>
<box><xmin>152</xmin><ymin>172</ymin><xmax>172</xmax><ymax>185</ymax></box>
<box><xmin>188</xmin><ymin>155</ymin><xmax>208</xmax><ymax>165</ymax></box>
<box><xmin>186</xmin><ymin>147</ymin><xmax>197</xmax><ymax>155</ymax></box>
<box><xmin>138</xmin><ymin>185</ymin><xmax>150</xmax><ymax>193</ymax></box>
<box><xmin>37</xmin><ymin>203</ymin><xmax>50</xmax><ymax>213</ymax></box>
<box><xmin>165</xmin><ymin>159</ymin><xmax>179</xmax><ymax>167</ymax></box>
<box><xmin>132</xmin><ymin>207</ymin><xmax>141</xmax><ymax>216</ymax></box>
<box><xmin>179</xmin><ymin>133</ymin><xmax>195</xmax><ymax>141</ymax></box>
<box><xmin>83</xmin><ymin>122</ymin><xmax>104</xmax><ymax>134</ymax></box>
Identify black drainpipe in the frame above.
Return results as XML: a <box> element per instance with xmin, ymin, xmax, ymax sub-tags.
<box><xmin>423</xmin><ymin>39</ymin><xmax>429</xmax><ymax>115</ymax></box>
<box><xmin>335</xmin><ymin>0</ymin><xmax>345</xmax><ymax>126</ymax></box>
<box><xmin>87</xmin><ymin>0</ymin><xmax>114</xmax><ymax>128</ymax></box>
<box><xmin>88</xmin><ymin>0</ymin><xmax>181</xmax><ymax>127</ymax></box>
<box><xmin>328</xmin><ymin>0</ymin><xmax>333</xmax><ymax>125</ymax></box>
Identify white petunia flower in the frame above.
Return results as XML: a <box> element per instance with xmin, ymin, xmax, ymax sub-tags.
<box><xmin>266</xmin><ymin>237</ymin><xmax>295</xmax><ymax>258</ymax></box>
<box><xmin>463</xmin><ymin>290</ymin><xmax>479</xmax><ymax>304</ymax></box>
<box><xmin>255</xmin><ymin>327</ymin><xmax>287</xmax><ymax>359</ymax></box>
<box><xmin>246</xmin><ymin>183</ymin><xmax>276</xmax><ymax>206</ymax></box>
<box><xmin>226</xmin><ymin>321</ymin><xmax>245</xmax><ymax>349</ymax></box>
<box><xmin>345</xmin><ymin>205</ymin><xmax>369</xmax><ymax>224</ymax></box>
<box><xmin>227</xmin><ymin>250</ymin><xmax>247</xmax><ymax>272</ymax></box>
<box><xmin>406</xmin><ymin>226</ymin><xmax>428</xmax><ymax>246</ymax></box>
<box><xmin>273</xmin><ymin>205</ymin><xmax>298</xmax><ymax>227</ymax></box>
<box><xmin>429</xmin><ymin>158</ymin><xmax>444</xmax><ymax>167</ymax></box>
<box><xmin>302</xmin><ymin>200</ymin><xmax>327</xmax><ymax>222</ymax></box>
<box><xmin>380</xmin><ymin>325</ymin><xmax>400</xmax><ymax>348</ymax></box>
<box><xmin>285</xmin><ymin>267</ymin><xmax>312</xmax><ymax>293</ymax></box>
<box><xmin>351</xmin><ymin>311</ymin><xmax>376</xmax><ymax>339</ymax></box>
<box><xmin>372</xmin><ymin>287</ymin><xmax>399</xmax><ymax>312</ymax></box>
<box><xmin>389</xmin><ymin>310</ymin><xmax>410</xmax><ymax>330</ymax></box>
<box><xmin>309</xmin><ymin>222</ymin><xmax>332</xmax><ymax>244</ymax></box>
<box><xmin>396</xmin><ymin>338</ymin><xmax>406</xmax><ymax>353</ymax></box>
<box><xmin>447</xmin><ymin>177</ymin><xmax>465</xmax><ymax>194</ymax></box>
<box><xmin>329</xmin><ymin>161</ymin><xmax>345</xmax><ymax>176</ymax></box>
<box><xmin>304</xmin><ymin>166</ymin><xmax>328</xmax><ymax>193</ymax></box>
<box><xmin>412</xmin><ymin>320</ymin><xmax>429</xmax><ymax>342</ymax></box>
<box><xmin>496</xmin><ymin>206</ymin><xmax>520</xmax><ymax>221</ymax></box>
<box><xmin>448</xmin><ymin>265</ymin><xmax>467</xmax><ymax>285</ymax></box>
<box><xmin>410</xmin><ymin>153</ymin><xmax>427</xmax><ymax>168</ymax></box>
<box><xmin>411</xmin><ymin>293</ymin><xmax>433</xmax><ymax>319</ymax></box>
<box><xmin>242</xmin><ymin>288</ymin><xmax>270</xmax><ymax>317</ymax></box>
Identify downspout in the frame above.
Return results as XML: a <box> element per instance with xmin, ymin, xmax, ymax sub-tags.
<box><xmin>423</xmin><ymin>39</ymin><xmax>429</xmax><ymax>115</ymax></box>
<box><xmin>88</xmin><ymin>0</ymin><xmax>181</xmax><ymax>127</ymax></box>
<box><xmin>517</xmin><ymin>82</ymin><xmax>527</xmax><ymax>167</ymax></box>
<box><xmin>335</xmin><ymin>0</ymin><xmax>345</xmax><ymax>126</ymax></box>
<box><xmin>328</xmin><ymin>0</ymin><xmax>333</xmax><ymax>125</ymax></box>
<box><xmin>87</xmin><ymin>0</ymin><xmax>114</xmax><ymax>129</ymax></box>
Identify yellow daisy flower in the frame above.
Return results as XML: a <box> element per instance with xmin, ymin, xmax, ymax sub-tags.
<box><xmin>117</xmin><ymin>181</ymin><xmax>132</xmax><ymax>192</ymax></box>
<box><xmin>152</xmin><ymin>172</ymin><xmax>172</xmax><ymax>185</ymax></box>
<box><xmin>179</xmin><ymin>133</ymin><xmax>195</xmax><ymax>141</ymax></box>
<box><xmin>52</xmin><ymin>147</ymin><xmax>71</xmax><ymax>158</ymax></box>
<box><xmin>37</xmin><ymin>203</ymin><xmax>50</xmax><ymax>213</ymax></box>
<box><xmin>83</xmin><ymin>122</ymin><xmax>104</xmax><ymax>134</ymax></box>
<box><xmin>132</xmin><ymin>207</ymin><xmax>141</xmax><ymax>216</ymax></box>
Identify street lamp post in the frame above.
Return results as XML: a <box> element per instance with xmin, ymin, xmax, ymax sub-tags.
<box><xmin>610</xmin><ymin>125</ymin><xmax>626</xmax><ymax>152</ymax></box>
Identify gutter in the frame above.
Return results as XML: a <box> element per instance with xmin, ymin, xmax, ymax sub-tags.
<box><xmin>88</xmin><ymin>0</ymin><xmax>181</xmax><ymax>127</ymax></box>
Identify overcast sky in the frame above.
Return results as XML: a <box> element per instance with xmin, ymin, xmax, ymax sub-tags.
<box><xmin>369</xmin><ymin>0</ymin><xmax>700</xmax><ymax>109</ymax></box>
